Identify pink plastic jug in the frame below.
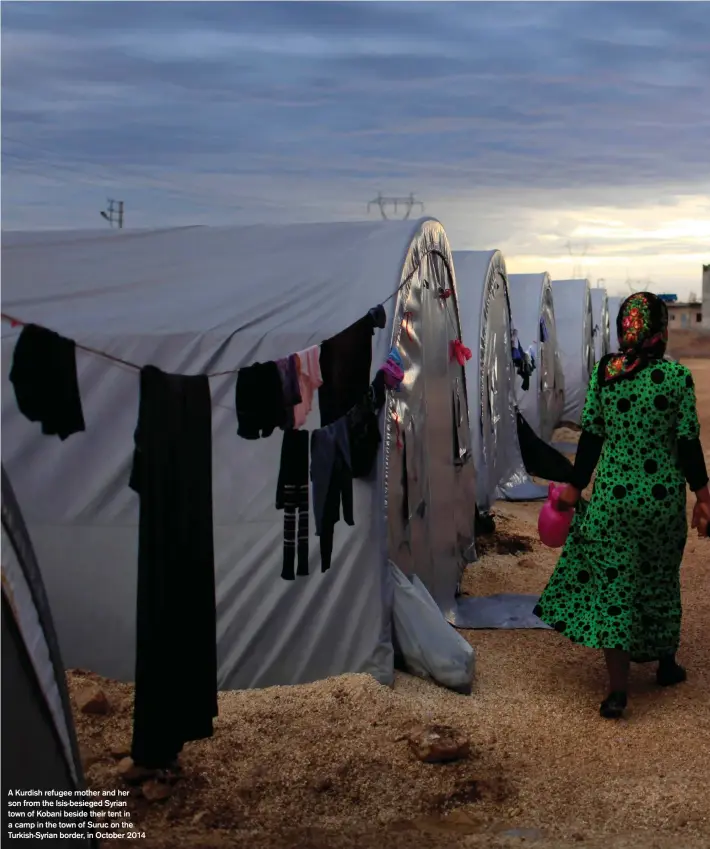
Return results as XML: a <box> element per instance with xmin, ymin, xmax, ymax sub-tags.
<box><xmin>538</xmin><ymin>483</ymin><xmax>574</xmax><ymax>548</ymax></box>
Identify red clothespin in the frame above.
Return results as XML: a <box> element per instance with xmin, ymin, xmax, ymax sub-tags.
<box><xmin>392</xmin><ymin>411</ymin><xmax>403</xmax><ymax>449</ymax></box>
<box><xmin>10</xmin><ymin>319</ymin><xmax>21</xmax><ymax>328</ymax></box>
<box><xmin>440</xmin><ymin>288</ymin><xmax>452</xmax><ymax>300</ymax></box>
<box><xmin>450</xmin><ymin>339</ymin><xmax>472</xmax><ymax>366</ymax></box>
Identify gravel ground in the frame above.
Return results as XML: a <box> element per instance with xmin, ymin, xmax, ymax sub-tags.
<box><xmin>68</xmin><ymin>359</ymin><xmax>710</xmax><ymax>849</ymax></box>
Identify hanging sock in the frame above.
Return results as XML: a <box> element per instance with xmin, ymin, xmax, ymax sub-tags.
<box><xmin>276</xmin><ymin>430</ymin><xmax>310</xmax><ymax>579</ymax></box>
<box><xmin>311</xmin><ymin>419</ymin><xmax>353</xmax><ymax>571</ymax></box>
<box><xmin>129</xmin><ymin>366</ymin><xmax>217</xmax><ymax>770</ymax></box>
<box><xmin>235</xmin><ymin>361</ymin><xmax>286</xmax><ymax>439</ymax></box>
<box><xmin>9</xmin><ymin>324</ymin><xmax>85</xmax><ymax>440</ymax></box>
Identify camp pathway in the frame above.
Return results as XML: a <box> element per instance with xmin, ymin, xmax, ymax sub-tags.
<box><xmin>416</xmin><ymin>356</ymin><xmax>710</xmax><ymax>842</ymax></box>
<box><xmin>67</xmin><ymin>359</ymin><xmax>710</xmax><ymax>849</ymax></box>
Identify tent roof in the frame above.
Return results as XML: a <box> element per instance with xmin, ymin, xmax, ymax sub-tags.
<box><xmin>507</xmin><ymin>272</ymin><xmax>550</xmax><ymax>335</ymax></box>
<box><xmin>550</xmin><ymin>278</ymin><xmax>590</xmax><ymax>315</ymax></box>
<box><xmin>452</xmin><ymin>250</ymin><xmax>498</xmax><ymax>290</ymax></box>
<box><xmin>1</xmin><ymin>221</ymin><xmax>436</xmax><ymax>347</ymax></box>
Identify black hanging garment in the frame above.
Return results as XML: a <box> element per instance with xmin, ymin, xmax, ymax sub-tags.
<box><xmin>319</xmin><ymin>312</ymin><xmax>380</xmax><ymax>428</ymax></box>
<box><xmin>346</xmin><ymin>370</ymin><xmax>387</xmax><ymax>479</ymax></box>
<box><xmin>9</xmin><ymin>324</ymin><xmax>85</xmax><ymax>440</ymax></box>
<box><xmin>129</xmin><ymin>365</ymin><xmax>217</xmax><ymax>769</ymax></box>
<box><xmin>235</xmin><ymin>361</ymin><xmax>286</xmax><ymax>439</ymax></box>
<box><xmin>311</xmin><ymin>419</ymin><xmax>354</xmax><ymax>572</ymax></box>
<box><xmin>276</xmin><ymin>430</ymin><xmax>310</xmax><ymax>580</ymax></box>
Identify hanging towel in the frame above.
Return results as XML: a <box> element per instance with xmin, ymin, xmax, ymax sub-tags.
<box><xmin>9</xmin><ymin>324</ymin><xmax>85</xmax><ymax>440</ymax></box>
<box><xmin>318</xmin><ymin>316</ymin><xmax>373</xmax><ymax>427</ymax></box>
<box><xmin>311</xmin><ymin>419</ymin><xmax>354</xmax><ymax>572</ymax></box>
<box><xmin>236</xmin><ymin>361</ymin><xmax>286</xmax><ymax>439</ymax></box>
<box><xmin>293</xmin><ymin>347</ymin><xmax>323</xmax><ymax>429</ymax></box>
<box><xmin>276</xmin><ymin>430</ymin><xmax>310</xmax><ymax>579</ymax></box>
<box><xmin>129</xmin><ymin>365</ymin><xmax>217</xmax><ymax>769</ymax></box>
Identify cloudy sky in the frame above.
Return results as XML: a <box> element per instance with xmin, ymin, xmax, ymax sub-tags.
<box><xmin>2</xmin><ymin>1</ymin><xmax>709</xmax><ymax>298</ymax></box>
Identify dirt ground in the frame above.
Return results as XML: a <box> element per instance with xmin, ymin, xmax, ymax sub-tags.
<box><xmin>68</xmin><ymin>358</ymin><xmax>710</xmax><ymax>849</ymax></box>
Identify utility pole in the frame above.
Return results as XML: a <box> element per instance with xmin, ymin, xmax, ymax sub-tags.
<box><xmin>100</xmin><ymin>198</ymin><xmax>124</xmax><ymax>229</ymax></box>
<box><xmin>367</xmin><ymin>192</ymin><xmax>423</xmax><ymax>220</ymax></box>
<box><xmin>566</xmin><ymin>240</ymin><xmax>588</xmax><ymax>279</ymax></box>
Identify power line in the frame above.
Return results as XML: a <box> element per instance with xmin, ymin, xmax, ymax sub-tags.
<box><xmin>2</xmin><ymin>150</ymin><xmax>279</xmax><ymax>213</ymax></box>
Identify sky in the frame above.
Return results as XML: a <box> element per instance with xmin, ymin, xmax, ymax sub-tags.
<box><xmin>2</xmin><ymin>1</ymin><xmax>709</xmax><ymax>299</ymax></box>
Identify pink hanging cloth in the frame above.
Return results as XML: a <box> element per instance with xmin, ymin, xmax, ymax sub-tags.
<box><xmin>293</xmin><ymin>346</ymin><xmax>323</xmax><ymax>428</ymax></box>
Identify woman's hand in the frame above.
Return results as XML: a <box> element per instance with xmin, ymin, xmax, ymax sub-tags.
<box><xmin>556</xmin><ymin>484</ymin><xmax>581</xmax><ymax>512</ymax></box>
<box><xmin>691</xmin><ymin>501</ymin><xmax>710</xmax><ymax>538</ymax></box>
<box><xmin>692</xmin><ymin>486</ymin><xmax>710</xmax><ymax>538</ymax></box>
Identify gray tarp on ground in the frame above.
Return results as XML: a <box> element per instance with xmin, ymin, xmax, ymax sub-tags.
<box><xmin>450</xmin><ymin>594</ymin><xmax>550</xmax><ymax>630</ymax></box>
<box><xmin>550</xmin><ymin>278</ymin><xmax>595</xmax><ymax>425</ymax></box>
<box><xmin>1</xmin><ymin>220</ymin><xmax>477</xmax><ymax>690</ymax></box>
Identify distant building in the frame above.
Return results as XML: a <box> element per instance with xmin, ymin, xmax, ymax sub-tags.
<box><xmin>667</xmin><ymin>299</ymin><xmax>702</xmax><ymax>329</ymax></box>
<box><xmin>703</xmin><ymin>264</ymin><xmax>710</xmax><ymax>331</ymax></box>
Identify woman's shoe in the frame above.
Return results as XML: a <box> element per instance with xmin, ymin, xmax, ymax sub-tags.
<box><xmin>600</xmin><ymin>691</ymin><xmax>627</xmax><ymax>719</ymax></box>
<box><xmin>656</xmin><ymin>660</ymin><xmax>687</xmax><ymax>687</ymax></box>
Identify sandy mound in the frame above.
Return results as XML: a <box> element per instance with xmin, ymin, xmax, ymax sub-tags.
<box><xmin>68</xmin><ymin>671</ymin><xmax>511</xmax><ymax>848</ymax></box>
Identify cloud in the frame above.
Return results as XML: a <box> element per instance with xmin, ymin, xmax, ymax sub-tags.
<box><xmin>2</xmin><ymin>2</ymin><xmax>709</xmax><ymax>294</ymax></box>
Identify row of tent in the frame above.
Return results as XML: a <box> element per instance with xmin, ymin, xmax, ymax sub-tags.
<box><xmin>1</xmin><ymin>219</ymin><xmax>624</xmax><ymax>799</ymax></box>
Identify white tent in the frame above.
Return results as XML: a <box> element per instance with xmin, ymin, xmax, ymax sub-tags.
<box><xmin>452</xmin><ymin>250</ymin><xmax>544</xmax><ymax>510</ymax></box>
<box><xmin>590</xmin><ymin>288</ymin><xmax>610</xmax><ymax>362</ymax></box>
<box><xmin>607</xmin><ymin>296</ymin><xmax>623</xmax><ymax>347</ymax></box>
<box><xmin>1</xmin><ymin>220</ymin><xmax>477</xmax><ymax>691</ymax></box>
<box><xmin>507</xmin><ymin>273</ymin><xmax>565</xmax><ymax>443</ymax></box>
<box><xmin>1</xmin><ymin>466</ymin><xmax>93</xmax><ymax>820</ymax></box>
<box><xmin>549</xmin><ymin>278</ymin><xmax>595</xmax><ymax>425</ymax></box>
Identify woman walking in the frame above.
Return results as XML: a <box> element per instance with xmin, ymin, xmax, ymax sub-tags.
<box><xmin>534</xmin><ymin>292</ymin><xmax>710</xmax><ymax>719</ymax></box>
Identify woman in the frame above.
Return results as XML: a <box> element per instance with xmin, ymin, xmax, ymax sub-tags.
<box><xmin>534</xmin><ymin>292</ymin><xmax>710</xmax><ymax>719</ymax></box>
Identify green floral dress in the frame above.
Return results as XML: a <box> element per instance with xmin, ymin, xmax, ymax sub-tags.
<box><xmin>534</xmin><ymin>358</ymin><xmax>700</xmax><ymax>661</ymax></box>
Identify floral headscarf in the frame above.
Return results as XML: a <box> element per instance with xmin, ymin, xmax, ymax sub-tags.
<box><xmin>603</xmin><ymin>292</ymin><xmax>668</xmax><ymax>383</ymax></box>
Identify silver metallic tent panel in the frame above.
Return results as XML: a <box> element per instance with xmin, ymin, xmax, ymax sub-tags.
<box><xmin>1</xmin><ymin>220</ymin><xmax>476</xmax><ymax>690</ymax></box>
<box><xmin>550</xmin><ymin>278</ymin><xmax>595</xmax><ymax>426</ymax></box>
<box><xmin>607</xmin><ymin>296</ymin><xmax>624</xmax><ymax>346</ymax></box>
<box><xmin>507</xmin><ymin>273</ymin><xmax>565</xmax><ymax>443</ymax></box>
<box><xmin>590</xmin><ymin>287</ymin><xmax>610</xmax><ymax>362</ymax></box>
<box><xmin>452</xmin><ymin>250</ymin><xmax>539</xmax><ymax>510</ymax></box>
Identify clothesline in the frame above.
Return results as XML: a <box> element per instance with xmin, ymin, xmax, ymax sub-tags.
<box><xmin>0</xmin><ymin>277</ymin><xmax>412</xmax><ymax>379</ymax></box>
<box><xmin>0</xmin><ymin>309</ymin><xmax>384</xmax><ymax>379</ymax></box>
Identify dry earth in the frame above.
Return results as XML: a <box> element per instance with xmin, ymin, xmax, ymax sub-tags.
<box><xmin>68</xmin><ymin>358</ymin><xmax>710</xmax><ymax>849</ymax></box>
